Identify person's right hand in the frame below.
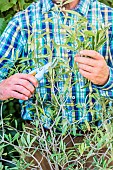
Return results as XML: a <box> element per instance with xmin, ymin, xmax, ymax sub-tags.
<box><xmin>0</xmin><ymin>73</ymin><xmax>38</xmax><ymax>101</ymax></box>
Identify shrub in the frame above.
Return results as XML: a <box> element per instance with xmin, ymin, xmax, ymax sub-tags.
<box><xmin>0</xmin><ymin>0</ymin><xmax>113</xmax><ymax>169</ymax></box>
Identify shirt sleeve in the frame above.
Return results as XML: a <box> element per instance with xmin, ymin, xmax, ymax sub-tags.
<box><xmin>0</xmin><ymin>13</ymin><xmax>24</xmax><ymax>81</ymax></box>
<box><xmin>92</xmin><ymin>67</ymin><xmax>113</xmax><ymax>99</ymax></box>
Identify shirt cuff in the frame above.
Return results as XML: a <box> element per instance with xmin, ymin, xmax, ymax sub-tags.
<box><xmin>93</xmin><ymin>67</ymin><xmax>113</xmax><ymax>90</ymax></box>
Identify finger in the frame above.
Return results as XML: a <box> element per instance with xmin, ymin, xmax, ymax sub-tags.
<box><xmin>79</xmin><ymin>50</ymin><xmax>103</xmax><ymax>60</ymax></box>
<box><xmin>15</xmin><ymin>73</ymin><xmax>38</xmax><ymax>87</ymax></box>
<box><xmin>75</xmin><ymin>56</ymin><xmax>97</xmax><ymax>67</ymax></box>
<box><xmin>14</xmin><ymin>79</ymin><xmax>35</xmax><ymax>94</ymax></box>
<box><xmin>78</xmin><ymin>64</ymin><xmax>93</xmax><ymax>73</ymax></box>
<box><xmin>79</xmin><ymin>68</ymin><xmax>92</xmax><ymax>80</ymax></box>
<box><xmin>11</xmin><ymin>91</ymin><xmax>28</xmax><ymax>100</ymax></box>
<box><xmin>12</xmin><ymin>85</ymin><xmax>32</xmax><ymax>98</ymax></box>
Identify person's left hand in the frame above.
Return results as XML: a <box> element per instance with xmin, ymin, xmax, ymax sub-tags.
<box><xmin>75</xmin><ymin>50</ymin><xmax>109</xmax><ymax>86</ymax></box>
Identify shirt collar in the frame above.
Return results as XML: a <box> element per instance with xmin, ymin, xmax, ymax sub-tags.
<box><xmin>41</xmin><ymin>0</ymin><xmax>94</xmax><ymax>17</ymax></box>
<box><xmin>41</xmin><ymin>0</ymin><xmax>54</xmax><ymax>14</ymax></box>
<box><xmin>74</xmin><ymin>0</ymin><xmax>94</xmax><ymax>17</ymax></box>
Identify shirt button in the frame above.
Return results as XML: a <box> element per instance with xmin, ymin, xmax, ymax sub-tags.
<box><xmin>72</xmin><ymin>96</ymin><xmax>75</xmax><ymax>99</ymax></box>
<box><xmin>17</xmin><ymin>26</ymin><xmax>20</xmax><ymax>30</ymax></box>
<box><xmin>9</xmin><ymin>45</ymin><xmax>13</xmax><ymax>49</ymax></box>
<box><xmin>69</xmin><ymin>73</ymin><xmax>72</xmax><ymax>76</ymax></box>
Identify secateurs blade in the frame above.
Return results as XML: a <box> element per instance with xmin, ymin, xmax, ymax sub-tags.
<box><xmin>29</xmin><ymin>58</ymin><xmax>57</xmax><ymax>81</ymax></box>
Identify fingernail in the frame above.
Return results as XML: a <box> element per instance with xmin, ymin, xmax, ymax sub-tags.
<box><xmin>30</xmin><ymin>95</ymin><xmax>33</xmax><ymax>98</ymax></box>
<box><xmin>79</xmin><ymin>51</ymin><xmax>83</xmax><ymax>55</ymax></box>
<box><xmin>25</xmin><ymin>97</ymin><xmax>28</xmax><ymax>100</ymax></box>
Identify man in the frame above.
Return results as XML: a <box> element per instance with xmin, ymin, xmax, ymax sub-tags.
<box><xmin>0</xmin><ymin>0</ymin><xmax>113</xmax><ymax>169</ymax></box>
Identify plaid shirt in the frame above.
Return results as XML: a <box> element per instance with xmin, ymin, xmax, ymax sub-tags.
<box><xmin>0</xmin><ymin>0</ymin><xmax>113</xmax><ymax>127</ymax></box>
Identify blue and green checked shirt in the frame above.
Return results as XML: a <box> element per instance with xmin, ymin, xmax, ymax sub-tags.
<box><xmin>0</xmin><ymin>0</ymin><xmax>113</xmax><ymax>127</ymax></box>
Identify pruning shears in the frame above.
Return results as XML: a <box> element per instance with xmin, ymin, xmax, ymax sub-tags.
<box><xmin>29</xmin><ymin>58</ymin><xmax>57</xmax><ymax>81</ymax></box>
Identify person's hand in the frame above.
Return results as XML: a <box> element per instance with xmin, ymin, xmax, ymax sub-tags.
<box><xmin>0</xmin><ymin>73</ymin><xmax>38</xmax><ymax>100</ymax></box>
<box><xmin>75</xmin><ymin>50</ymin><xmax>109</xmax><ymax>86</ymax></box>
